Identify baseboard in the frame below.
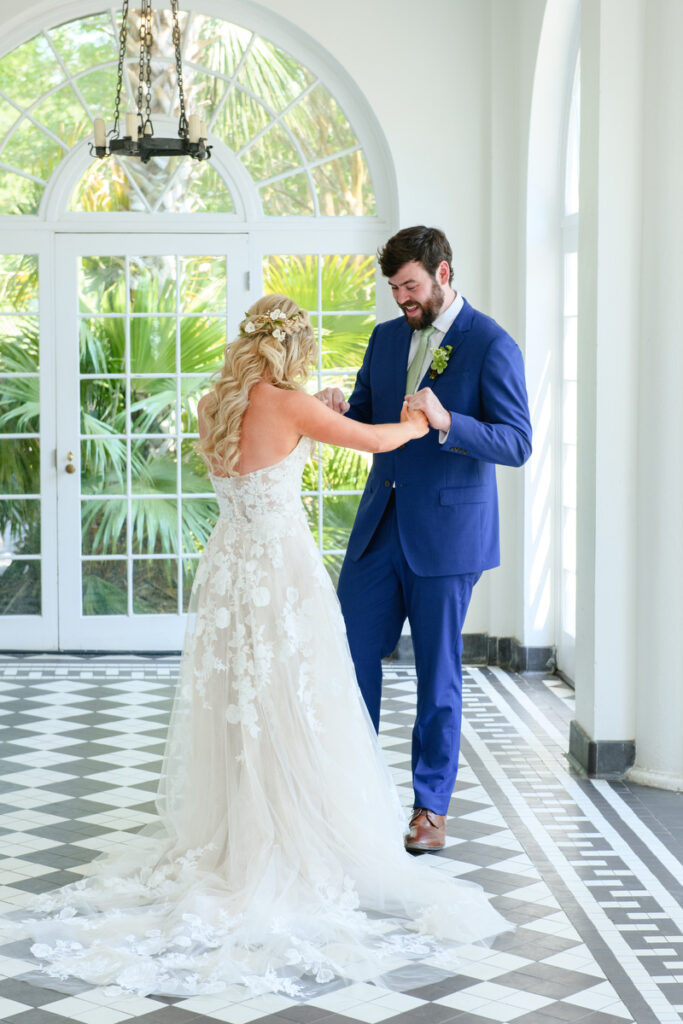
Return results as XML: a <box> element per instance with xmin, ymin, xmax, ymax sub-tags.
<box><xmin>626</xmin><ymin>766</ymin><xmax>683</xmax><ymax>792</ymax></box>
<box><xmin>568</xmin><ymin>719</ymin><xmax>635</xmax><ymax>779</ymax></box>
<box><xmin>392</xmin><ymin>634</ymin><xmax>556</xmax><ymax>672</ymax></box>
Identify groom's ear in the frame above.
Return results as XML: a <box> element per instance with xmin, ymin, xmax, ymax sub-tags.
<box><xmin>436</xmin><ymin>261</ymin><xmax>450</xmax><ymax>286</ymax></box>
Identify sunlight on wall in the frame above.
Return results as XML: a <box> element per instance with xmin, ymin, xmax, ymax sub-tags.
<box><xmin>529</xmin><ymin>351</ymin><xmax>553</xmax><ymax>632</ymax></box>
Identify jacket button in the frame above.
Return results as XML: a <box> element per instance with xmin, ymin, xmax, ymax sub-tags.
<box><xmin>384</xmin><ymin>479</ymin><xmax>392</xmax><ymax>487</ymax></box>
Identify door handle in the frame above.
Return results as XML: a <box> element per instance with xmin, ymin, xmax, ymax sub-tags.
<box><xmin>65</xmin><ymin>451</ymin><xmax>76</xmax><ymax>474</ymax></box>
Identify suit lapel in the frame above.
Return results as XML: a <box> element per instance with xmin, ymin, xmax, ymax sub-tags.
<box><xmin>439</xmin><ymin>297</ymin><xmax>473</xmax><ymax>357</ymax></box>
<box><xmin>391</xmin><ymin>318</ymin><xmax>413</xmax><ymax>405</ymax></box>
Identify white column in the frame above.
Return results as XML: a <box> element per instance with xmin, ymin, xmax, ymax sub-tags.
<box><xmin>630</xmin><ymin>0</ymin><xmax>683</xmax><ymax>790</ymax></box>
<box><xmin>573</xmin><ymin>0</ymin><xmax>643</xmax><ymax>764</ymax></box>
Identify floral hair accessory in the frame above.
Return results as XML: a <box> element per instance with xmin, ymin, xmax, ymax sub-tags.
<box><xmin>241</xmin><ymin>309</ymin><xmax>304</xmax><ymax>340</ymax></box>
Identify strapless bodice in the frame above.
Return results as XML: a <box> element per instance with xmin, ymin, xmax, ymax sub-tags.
<box><xmin>209</xmin><ymin>436</ymin><xmax>311</xmax><ymax>526</ymax></box>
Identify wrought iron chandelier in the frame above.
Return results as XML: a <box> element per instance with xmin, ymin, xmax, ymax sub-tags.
<box><xmin>92</xmin><ymin>0</ymin><xmax>211</xmax><ymax>163</ymax></box>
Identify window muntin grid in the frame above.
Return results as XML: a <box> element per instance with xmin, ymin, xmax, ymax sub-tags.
<box><xmin>0</xmin><ymin>253</ymin><xmax>41</xmax><ymax>615</ymax></box>
<box><xmin>78</xmin><ymin>253</ymin><xmax>225</xmax><ymax>617</ymax></box>
<box><xmin>0</xmin><ymin>10</ymin><xmax>376</xmax><ymax>218</ymax></box>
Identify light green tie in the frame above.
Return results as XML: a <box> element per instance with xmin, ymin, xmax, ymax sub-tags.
<box><xmin>406</xmin><ymin>326</ymin><xmax>436</xmax><ymax>394</ymax></box>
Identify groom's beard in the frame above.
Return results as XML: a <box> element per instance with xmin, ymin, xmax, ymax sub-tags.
<box><xmin>400</xmin><ymin>280</ymin><xmax>445</xmax><ymax>330</ymax></box>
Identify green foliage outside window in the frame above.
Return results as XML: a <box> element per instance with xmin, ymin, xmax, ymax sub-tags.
<box><xmin>0</xmin><ymin>255</ymin><xmax>41</xmax><ymax>614</ymax></box>
<box><xmin>264</xmin><ymin>254</ymin><xmax>375</xmax><ymax>583</ymax></box>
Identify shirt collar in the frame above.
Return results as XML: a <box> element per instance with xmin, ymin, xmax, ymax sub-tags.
<box><xmin>431</xmin><ymin>291</ymin><xmax>464</xmax><ymax>334</ymax></box>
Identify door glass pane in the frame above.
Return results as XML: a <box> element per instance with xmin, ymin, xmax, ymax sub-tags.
<box><xmin>0</xmin><ymin>315</ymin><xmax>39</xmax><ymax>371</ymax></box>
<box><xmin>78</xmin><ymin>254</ymin><xmax>225</xmax><ymax>618</ymax></box>
<box><xmin>129</xmin><ymin>256</ymin><xmax>176</xmax><ymax>307</ymax></box>
<box><xmin>81</xmin><ymin>499</ymin><xmax>127</xmax><ymax>556</ymax></box>
<box><xmin>1</xmin><ymin>439</ymin><xmax>40</xmax><ymax>493</ymax></box>
<box><xmin>180</xmin><ymin>378</ymin><xmax>210</xmax><ymax>434</ymax></box>
<box><xmin>181</xmin><ymin>498</ymin><xmax>219</xmax><ymax>554</ymax></box>
<box><xmin>180</xmin><ymin>257</ymin><xmax>226</xmax><ymax>312</ymax></box>
<box><xmin>179</xmin><ymin>316</ymin><xmax>226</xmax><ymax>372</ymax></box>
<box><xmin>130</xmin><ymin>380</ymin><xmax>176</xmax><ymax>434</ymax></box>
<box><xmin>0</xmin><ymin>560</ymin><xmax>40</xmax><ymax>615</ymax></box>
<box><xmin>321</xmin><ymin>314</ymin><xmax>374</xmax><ymax>369</ymax></box>
<box><xmin>129</xmin><ymin>318</ymin><xmax>176</xmax><ymax>373</ymax></box>
<box><xmin>82</xmin><ymin>560</ymin><xmax>128</xmax><ymax>616</ymax></box>
<box><xmin>0</xmin><ymin>373</ymin><xmax>40</xmax><ymax>432</ymax></box>
<box><xmin>79</xmin><ymin>257</ymin><xmax>126</xmax><ymax>312</ymax></box>
<box><xmin>320</xmin><ymin>444</ymin><xmax>370</xmax><ymax>493</ymax></box>
<box><xmin>133</xmin><ymin>559</ymin><xmax>177</xmax><ymax>614</ymax></box>
<box><xmin>131</xmin><ymin>439</ymin><xmax>178</xmax><ymax>493</ymax></box>
<box><xmin>0</xmin><ymin>254</ymin><xmax>41</xmax><ymax>619</ymax></box>
<box><xmin>180</xmin><ymin>439</ymin><xmax>208</xmax><ymax>492</ymax></box>
<box><xmin>81</xmin><ymin>439</ymin><xmax>127</xmax><ymax>494</ymax></box>
<box><xmin>79</xmin><ymin>318</ymin><xmax>126</xmax><ymax>374</ymax></box>
<box><xmin>80</xmin><ymin>377</ymin><xmax>126</xmax><ymax>432</ymax></box>
<box><xmin>0</xmin><ymin>499</ymin><xmax>40</xmax><ymax>553</ymax></box>
<box><xmin>131</xmin><ymin>497</ymin><xmax>178</xmax><ymax>553</ymax></box>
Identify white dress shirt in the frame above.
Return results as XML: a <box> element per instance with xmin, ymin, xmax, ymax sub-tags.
<box><xmin>406</xmin><ymin>291</ymin><xmax>464</xmax><ymax>385</ymax></box>
<box><xmin>406</xmin><ymin>292</ymin><xmax>463</xmax><ymax>445</ymax></box>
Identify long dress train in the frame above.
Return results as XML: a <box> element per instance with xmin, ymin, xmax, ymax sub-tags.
<box><xmin>2</xmin><ymin>438</ymin><xmax>510</xmax><ymax>997</ymax></box>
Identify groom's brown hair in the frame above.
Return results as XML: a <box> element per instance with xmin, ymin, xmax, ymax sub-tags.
<box><xmin>377</xmin><ymin>226</ymin><xmax>454</xmax><ymax>284</ymax></box>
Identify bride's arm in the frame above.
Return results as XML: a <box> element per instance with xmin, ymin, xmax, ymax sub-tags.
<box><xmin>283</xmin><ymin>389</ymin><xmax>428</xmax><ymax>452</ymax></box>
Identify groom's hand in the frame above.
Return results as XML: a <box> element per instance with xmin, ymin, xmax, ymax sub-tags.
<box><xmin>406</xmin><ymin>389</ymin><xmax>451</xmax><ymax>432</ymax></box>
<box><xmin>315</xmin><ymin>387</ymin><xmax>350</xmax><ymax>414</ymax></box>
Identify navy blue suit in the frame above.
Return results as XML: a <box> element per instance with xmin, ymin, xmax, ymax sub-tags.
<box><xmin>337</xmin><ymin>299</ymin><xmax>532</xmax><ymax>813</ymax></box>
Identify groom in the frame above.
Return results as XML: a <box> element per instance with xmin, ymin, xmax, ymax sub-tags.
<box><xmin>320</xmin><ymin>226</ymin><xmax>532</xmax><ymax>852</ymax></box>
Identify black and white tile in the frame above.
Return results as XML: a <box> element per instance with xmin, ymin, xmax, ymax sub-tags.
<box><xmin>0</xmin><ymin>656</ymin><xmax>681</xmax><ymax>1024</ymax></box>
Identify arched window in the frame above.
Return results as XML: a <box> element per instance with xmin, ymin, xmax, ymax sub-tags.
<box><xmin>0</xmin><ymin>7</ymin><xmax>394</xmax><ymax>651</ymax></box>
<box><xmin>0</xmin><ymin>11</ymin><xmax>377</xmax><ymax>218</ymax></box>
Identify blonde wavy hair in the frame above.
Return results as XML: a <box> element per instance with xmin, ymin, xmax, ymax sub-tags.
<box><xmin>198</xmin><ymin>293</ymin><xmax>316</xmax><ymax>475</ymax></box>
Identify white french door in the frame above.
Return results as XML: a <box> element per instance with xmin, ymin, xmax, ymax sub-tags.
<box><xmin>55</xmin><ymin>234</ymin><xmax>248</xmax><ymax>650</ymax></box>
<box><xmin>0</xmin><ymin>235</ymin><xmax>57</xmax><ymax>649</ymax></box>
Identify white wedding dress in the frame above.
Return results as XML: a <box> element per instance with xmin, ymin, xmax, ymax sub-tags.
<box><xmin>5</xmin><ymin>438</ymin><xmax>510</xmax><ymax>998</ymax></box>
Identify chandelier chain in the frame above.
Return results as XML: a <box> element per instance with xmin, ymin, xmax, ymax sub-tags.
<box><xmin>137</xmin><ymin>0</ymin><xmax>153</xmax><ymax>131</ymax></box>
<box><xmin>172</xmin><ymin>0</ymin><xmax>189</xmax><ymax>139</ymax></box>
<box><xmin>145</xmin><ymin>6</ymin><xmax>153</xmax><ymax>128</ymax></box>
<box><xmin>112</xmin><ymin>0</ymin><xmax>129</xmax><ymax>136</ymax></box>
<box><xmin>93</xmin><ymin>1</ymin><xmax>210</xmax><ymax>161</ymax></box>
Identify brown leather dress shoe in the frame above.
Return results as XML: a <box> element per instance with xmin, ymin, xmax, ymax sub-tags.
<box><xmin>405</xmin><ymin>808</ymin><xmax>446</xmax><ymax>852</ymax></box>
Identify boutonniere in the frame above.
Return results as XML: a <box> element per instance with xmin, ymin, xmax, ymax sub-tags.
<box><xmin>429</xmin><ymin>345</ymin><xmax>452</xmax><ymax>379</ymax></box>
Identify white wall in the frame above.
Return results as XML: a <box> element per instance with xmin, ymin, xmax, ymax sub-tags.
<box><xmin>574</xmin><ymin>0</ymin><xmax>642</xmax><ymax>749</ymax></box>
<box><xmin>631</xmin><ymin>0</ymin><xmax>683</xmax><ymax>790</ymax></box>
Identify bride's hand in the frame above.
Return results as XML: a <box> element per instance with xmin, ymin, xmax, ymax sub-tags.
<box><xmin>401</xmin><ymin>400</ymin><xmax>429</xmax><ymax>437</ymax></box>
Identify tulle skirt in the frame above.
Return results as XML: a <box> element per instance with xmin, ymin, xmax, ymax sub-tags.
<box><xmin>2</xmin><ymin>485</ymin><xmax>510</xmax><ymax>998</ymax></box>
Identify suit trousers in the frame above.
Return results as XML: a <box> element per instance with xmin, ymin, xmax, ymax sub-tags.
<box><xmin>337</xmin><ymin>493</ymin><xmax>480</xmax><ymax>815</ymax></box>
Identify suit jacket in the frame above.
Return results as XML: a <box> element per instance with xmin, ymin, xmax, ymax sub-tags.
<box><xmin>344</xmin><ymin>298</ymin><xmax>532</xmax><ymax>576</ymax></box>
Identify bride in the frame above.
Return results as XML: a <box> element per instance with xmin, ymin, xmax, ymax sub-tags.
<box><xmin>5</xmin><ymin>294</ymin><xmax>510</xmax><ymax>998</ymax></box>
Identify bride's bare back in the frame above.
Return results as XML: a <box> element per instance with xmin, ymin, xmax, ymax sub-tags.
<box><xmin>199</xmin><ymin>380</ymin><xmax>428</xmax><ymax>478</ymax></box>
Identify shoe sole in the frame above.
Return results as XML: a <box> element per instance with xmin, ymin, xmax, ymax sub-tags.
<box><xmin>404</xmin><ymin>841</ymin><xmax>445</xmax><ymax>852</ymax></box>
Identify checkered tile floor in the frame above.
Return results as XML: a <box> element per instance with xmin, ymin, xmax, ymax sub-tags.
<box><xmin>0</xmin><ymin>657</ymin><xmax>682</xmax><ymax>1024</ymax></box>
